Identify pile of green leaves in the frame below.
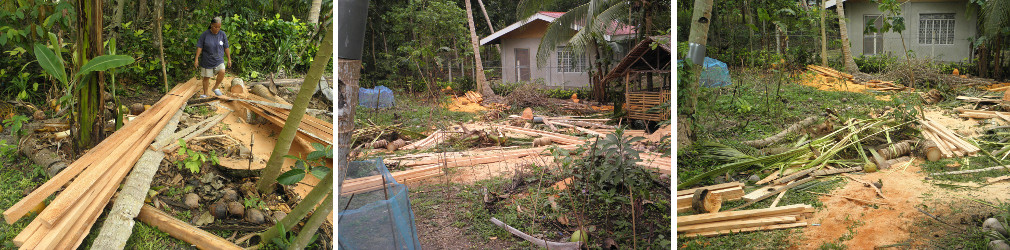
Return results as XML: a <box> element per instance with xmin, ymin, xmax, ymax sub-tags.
<box><xmin>175</xmin><ymin>139</ymin><xmax>218</xmax><ymax>174</ymax></box>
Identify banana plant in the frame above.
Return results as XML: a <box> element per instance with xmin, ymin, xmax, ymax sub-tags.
<box><xmin>33</xmin><ymin>42</ymin><xmax>134</xmax><ymax>115</ymax></box>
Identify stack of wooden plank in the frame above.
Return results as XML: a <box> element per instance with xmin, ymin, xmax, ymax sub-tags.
<box><xmin>4</xmin><ymin>78</ymin><xmax>200</xmax><ymax>249</ymax></box>
<box><xmin>954</xmin><ymin>108</ymin><xmax>1010</xmax><ymax>121</ymax></box>
<box><xmin>862</xmin><ymin>80</ymin><xmax>907</xmax><ymax>91</ymax></box>
<box><xmin>806</xmin><ymin>65</ymin><xmax>854</xmax><ymax>80</ymax></box>
<box><xmin>464</xmin><ymin>91</ymin><xmax>483</xmax><ymax>104</ymax></box>
<box><xmin>919</xmin><ymin>118</ymin><xmax>980</xmax><ymax>158</ymax></box>
<box><xmin>493</xmin><ymin>125</ymin><xmax>584</xmax><ymax>145</ymax></box>
<box><xmin>677</xmin><ymin>204</ymin><xmax>814</xmax><ymax>237</ymax></box>
<box><xmin>638</xmin><ymin>152</ymin><xmax>672</xmax><ymax>175</ymax></box>
<box><xmin>227</xmin><ymin>93</ymin><xmax>334</xmax><ymax>149</ymax></box>
<box><xmin>676</xmin><ymin>182</ymin><xmax>745</xmax><ymax>213</ymax></box>
<box><xmin>342</xmin><ymin>144</ymin><xmax>580</xmax><ymax>195</ymax></box>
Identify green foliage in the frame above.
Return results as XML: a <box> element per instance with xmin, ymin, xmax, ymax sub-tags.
<box><xmin>277</xmin><ymin>143</ymin><xmax>332</xmax><ymax>185</ymax></box>
<box><xmin>175</xmin><ymin>139</ymin><xmax>207</xmax><ymax>174</ymax></box>
<box><xmin>243</xmin><ymin>197</ymin><xmax>267</xmax><ymax>210</ymax></box>
<box><xmin>269</xmin><ymin>223</ymin><xmax>316</xmax><ymax>249</ymax></box>
<box><xmin>854</xmin><ymin>54</ymin><xmax>898</xmax><ymax>73</ymax></box>
<box><xmin>3</xmin><ymin>115</ymin><xmax>29</xmax><ymax>137</ymax></box>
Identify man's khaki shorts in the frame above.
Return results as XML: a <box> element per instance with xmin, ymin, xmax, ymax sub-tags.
<box><xmin>200</xmin><ymin>63</ymin><xmax>225</xmax><ymax>78</ymax></box>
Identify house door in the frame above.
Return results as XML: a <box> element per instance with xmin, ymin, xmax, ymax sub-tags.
<box><xmin>515</xmin><ymin>48</ymin><xmax>530</xmax><ymax>81</ymax></box>
<box><xmin>863</xmin><ymin>15</ymin><xmax>884</xmax><ymax>55</ymax></box>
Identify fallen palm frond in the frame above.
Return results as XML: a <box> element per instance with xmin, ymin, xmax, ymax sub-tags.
<box><xmin>679</xmin><ymin>118</ymin><xmax>915</xmax><ymax>190</ymax></box>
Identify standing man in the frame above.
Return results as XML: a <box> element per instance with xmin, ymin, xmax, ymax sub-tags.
<box><xmin>194</xmin><ymin>17</ymin><xmax>232</xmax><ymax>97</ymax></box>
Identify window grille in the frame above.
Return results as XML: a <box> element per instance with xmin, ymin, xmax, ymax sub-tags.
<box><xmin>919</xmin><ymin>13</ymin><xmax>955</xmax><ymax>45</ymax></box>
<box><xmin>556</xmin><ymin>46</ymin><xmax>588</xmax><ymax>72</ymax></box>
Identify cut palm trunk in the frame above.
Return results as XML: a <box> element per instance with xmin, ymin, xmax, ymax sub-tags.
<box><xmin>742</xmin><ymin>117</ymin><xmax>818</xmax><ymax>148</ymax></box>
<box><xmin>691</xmin><ymin>189</ymin><xmax>722</xmax><ymax>213</ymax></box>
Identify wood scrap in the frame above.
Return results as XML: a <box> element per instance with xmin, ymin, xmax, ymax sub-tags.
<box><xmin>679</xmin><ymin>215</ymin><xmax>798</xmax><ymax>234</ymax></box>
<box><xmin>988</xmin><ymin>176</ymin><xmax>1010</xmax><ymax>184</ymax></box>
<box><xmin>161</xmin><ymin>111</ymin><xmax>232</xmax><ymax>153</ymax></box>
<box><xmin>729</xmin><ymin>177</ymin><xmax>815</xmax><ymax>211</ymax></box>
<box><xmin>920</xmin><ymin>139</ymin><xmax>942</xmax><ymax>161</ymax></box>
<box><xmin>843</xmin><ymin>174</ymin><xmax>888</xmax><ymax>201</ymax></box>
<box><xmin>490</xmin><ymin>217</ymin><xmax>580</xmax><ymax>250</ymax></box>
<box><xmin>769</xmin><ymin>181</ymin><xmax>791</xmax><ymax>208</ymax></box>
<box><xmin>136</xmin><ymin>205</ymin><xmax>243</xmax><ymax>250</ymax></box>
<box><xmin>805</xmin><ymin>191</ymin><xmax>886</xmax><ymax>205</ymax></box>
<box><xmin>775</xmin><ymin>167</ymin><xmax>819</xmax><ymax>184</ymax></box>
<box><xmin>878</xmin><ymin>140</ymin><xmax>914</xmax><ymax>160</ymax></box>
<box><xmin>811</xmin><ymin>167</ymin><xmax>862</xmax><ymax>176</ymax></box>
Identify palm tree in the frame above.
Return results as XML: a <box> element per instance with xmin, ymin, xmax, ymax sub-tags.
<box><xmin>466</xmin><ymin>0</ymin><xmax>496</xmax><ymax>97</ymax></box>
<box><xmin>75</xmin><ymin>0</ymin><xmax>106</xmax><ymax>149</ymax></box>
<box><xmin>517</xmin><ymin>0</ymin><xmax>631</xmax><ymax>101</ymax></box>
<box><xmin>835</xmin><ymin>0</ymin><xmax>858</xmax><ymax>72</ymax></box>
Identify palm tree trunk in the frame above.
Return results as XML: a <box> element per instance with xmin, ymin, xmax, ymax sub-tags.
<box><xmin>465</xmin><ymin>0</ymin><xmax>496</xmax><ymax>97</ymax></box>
<box><xmin>288</xmin><ymin>193</ymin><xmax>332</xmax><ymax>249</ymax></box>
<box><xmin>111</xmin><ymin>0</ymin><xmax>125</xmax><ymax>40</ymax></box>
<box><xmin>308</xmin><ymin>0</ymin><xmax>322</xmax><ymax>24</ymax></box>
<box><xmin>256</xmin><ymin>26</ymin><xmax>334</xmax><ymax>193</ymax></box>
<box><xmin>138</xmin><ymin>0</ymin><xmax>148</xmax><ymax>21</ymax></box>
<box><xmin>476</xmin><ymin>0</ymin><xmax>501</xmax><ymax>54</ymax></box>
<box><xmin>820</xmin><ymin>0</ymin><xmax>827</xmax><ymax>66</ymax></box>
<box><xmin>836</xmin><ymin>0</ymin><xmax>858</xmax><ymax>72</ymax></box>
<box><xmin>258</xmin><ymin>172</ymin><xmax>332</xmax><ymax>246</ymax></box>
<box><xmin>75</xmin><ymin>0</ymin><xmax>105</xmax><ymax>150</ymax></box>
<box><xmin>687</xmin><ymin>0</ymin><xmax>714</xmax><ymax>141</ymax></box>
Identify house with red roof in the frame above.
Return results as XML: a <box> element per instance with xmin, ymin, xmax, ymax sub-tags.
<box><xmin>480</xmin><ymin>11</ymin><xmax>637</xmax><ymax>88</ymax></box>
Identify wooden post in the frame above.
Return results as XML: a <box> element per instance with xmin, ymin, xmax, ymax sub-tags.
<box><xmin>136</xmin><ymin>205</ymin><xmax>242</xmax><ymax>250</ymax></box>
<box><xmin>337</xmin><ymin>58</ymin><xmax>361</xmax><ymax>192</ymax></box>
<box><xmin>820</xmin><ymin>0</ymin><xmax>828</xmax><ymax>66</ymax></box>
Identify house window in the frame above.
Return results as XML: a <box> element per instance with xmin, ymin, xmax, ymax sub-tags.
<box><xmin>863</xmin><ymin>15</ymin><xmax>884</xmax><ymax>55</ymax></box>
<box><xmin>556</xmin><ymin>46</ymin><xmax>588</xmax><ymax>73</ymax></box>
<box><xmin>919</xmin><ymin>13</ymin><xmax>955</xmax><ymax>45</ymax></box>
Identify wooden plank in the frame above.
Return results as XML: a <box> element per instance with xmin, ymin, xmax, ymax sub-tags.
<box><xmin>677</xmin><ymin>182</ymin><xmax>744</xmax><ymax>196</ymax></box>
<box><xmin>677</xmin><ymin>187</ymin><xmax>745</xmax><ymax>208</ymax></box>
<box><xmin>160</xmin><ymin>111</ymin><xmax>233</xmax><ymax>152</ymax></box>
<box><xmin>677</xmin><ymin>215</ymin><xmax>798</xmax><ymax>233</ymax></box>
<box><xmin>4</xmin><ymin>79</ymin><xmax>197</xmax><ymax>224</ymax></box>
<box><xmin>679</xmin><ymin>222</ymin><xmax>808</xmax><ymax>238</ymax></box>
<box><xmin>149</xmin><ymin>113</ymin><xmax>226</xmax><ymax>150</ymax></box>
<box><xmin>678</xmin><ymin>204</ymin><xmax>814</xmax><ymax>226</ymax></box>
<box><xmin>743</xmin><ymin>183</ymin><xmax>787</xmax><ymax>201</ymax></box>
<box><xmin>136</xmin><ymin>205</ymin><xmax>243</xmax><ymax>250</ymax></box>
<box><xmin>924</xmin><ymin>120</ymin><xmax>979</xmax><ymax>152</ymax></box>
<box><xmin>921</xmin><ymin>129</ymin><xmax>954</xmax><ymax>158</ymax></box>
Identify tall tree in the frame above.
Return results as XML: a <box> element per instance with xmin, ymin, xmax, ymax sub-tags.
<box><xmin>257</xmin><ymin>25</ymin><xmax>334</xmax><ymax>193</ymax></box>
<box><xmin>137</xmin><ymin>0</ymin><xmax>148</xmax><ymax>21</ymax></box>
<box><xmin>836</xmin><ymin>0</ymin><xmax>858</xmax><ymax>72</ymax></box>
<box><xmin>466</xmin><ymin>0</ymin><xmax>496</xmax><ymax>97</ymax></box>
<box><xmin>74</xmin><ymin>0</ymin><xmax>105</xmax><ymax>149</ymax></box>
<box><xmin>308</xmin><ymin>0</ymin><xmax>322</xmax><ymax>24</ymax></box>
<box><xmin>155</xmin><ymin>0</ymin><xmax>168</xmax><ymax>92</ymax></box>
<box><xmin>686</xmin><ymin>0</ymin><xmax>714</xmax><ymax>141</ymax></box>
<box><xmin>110</xmin><ymin>0</ymin><xmax>126</xmax><ymax>40</ymax></box>
<box><xmin>820</xmin><ymin>0</ymin><xmax>827</xmax><ymax>66</ymax></box>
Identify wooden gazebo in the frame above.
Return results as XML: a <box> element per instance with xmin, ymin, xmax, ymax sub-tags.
<box><xmin>603</xmin><ymin>36</ymin><xmax>672</xmax><ymax>122</ymax></box>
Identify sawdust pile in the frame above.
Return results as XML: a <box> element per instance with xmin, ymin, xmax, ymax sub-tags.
<box><xmin>445</xmin><ymin>96</ymin><xmax>487</xmax><ymax>113</ymax></box>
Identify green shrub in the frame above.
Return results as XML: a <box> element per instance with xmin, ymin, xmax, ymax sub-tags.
<box><xmin>854</xmin><ymin>54</ymin><xmax>898</xmax><ymax>73</ymax></box>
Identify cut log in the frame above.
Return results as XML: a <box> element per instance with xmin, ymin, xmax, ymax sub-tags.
<box><xmin>878</xmin><ymin>140</ymin><xmax>914</xmax><ymax>160</ymax></box>
<box><xmin>691</xmin><ymin>189</ymin><xmax>722</xmax><ymax>213</ymax></box>
<box><xmin>920</xmin><ymin>139</ymin><xmax>942</xmax><ymax>161</ymax></box>
<box><xmin>136</xmin><ymin>205</ymin><xmax>243</xmax><ymax>250</ymax></box>
<box><xmin>742</xmin><ymin>117</ymin><xmax>818</xmax><ymax>148</ymax></box>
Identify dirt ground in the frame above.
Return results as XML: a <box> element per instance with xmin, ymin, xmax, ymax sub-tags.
<box><xmin>794</xmin><ymin>103</ymin><xmax>1010</xmax><ymax>248</ymax></box>
<box><xmin>412</xmin><ymin>185</ymin><xmax>513</xmax><ymax>249</ymax></box>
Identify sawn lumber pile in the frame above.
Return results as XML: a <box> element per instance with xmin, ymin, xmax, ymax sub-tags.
<box><xmin>226</xmin><ymin>94</ymin><xmax>334</xmax><ymax>147</ymax></box>
<box><xmin>807</xmin><ymin>65</ymin><xmax>853</xmax><ymax>80</ymax></box>
<box><xmin>4</xmin><ymin>78</ymin><xmax>200</xmax><ymax>249</ymax></box>
<box><xmin>918</xmin><ymin>118</ymin><xmax>980</xmax><ymax>158</ymax></box>
<box><xmin>678</xmin><ymin>204</ymin><xmax>814</xmax><ymax>237</ymax></box>
<box><xmin>677</xmin><ymin>182</ymin><xmax>745</xmax><ymax>213</ymax></box>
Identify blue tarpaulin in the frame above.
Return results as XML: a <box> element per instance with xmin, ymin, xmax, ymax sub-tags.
<box><xmin>359</xmin><ymin>86</ymin><xmax>396</xmax><ymax>108</ymax></box>
<box><xmin>679</xmin><ymin>57</ymin><xmax>733</xmax><ymax>88</ymax></box>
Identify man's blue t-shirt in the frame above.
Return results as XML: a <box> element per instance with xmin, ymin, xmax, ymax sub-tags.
<box><xmin>197</xmin><ymin>30</ymin><xmax>229</xmax><ymax>69</ymax></box>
